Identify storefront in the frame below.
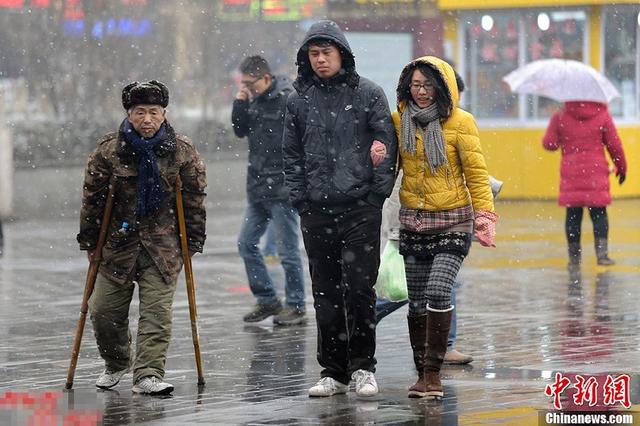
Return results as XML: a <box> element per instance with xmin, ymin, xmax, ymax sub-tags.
<box><xmin>439</xmin><ymin>0</ymin><xmax>639</xmax><ymax>199</ymax></box>
<box><xmin>330</xmin><ymin>0</ymin><xmax>444</xmax><ymax>112</ymax></box>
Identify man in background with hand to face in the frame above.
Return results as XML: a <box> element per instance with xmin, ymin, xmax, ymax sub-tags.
<box><xmin>232</xmin><ymin>56</ymin><xmax>306</xmax><ymax>326</ymax></box>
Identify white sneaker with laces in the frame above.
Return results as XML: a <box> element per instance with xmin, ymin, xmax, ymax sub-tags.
<box><xmin>131</xmin><ymin>376</ymin><xmax>174</xmax><ymax>395</ymax></box>
<box><xmin>308</xmin><ymin>377</ymin><xmax>348</xmax><ymax>397</ymax></box>
<box><xmin>96</xmin><ymin>368</ymin><xmax>129</xmax><ymax>390</ymax></box>
<box><xmin>352</xmin><ymin>369</ymin><xmax>378</xmax><ymax>397</ymax></box>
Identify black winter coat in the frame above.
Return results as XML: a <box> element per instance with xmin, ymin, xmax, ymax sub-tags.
<box><xmin>283</xmin><ymin>20</ymin><xmax>397</xmax><ymax>214</ymax></box>
<box><xmin>232</xmin><ymin>75</ymin><xmax>293</xmax><ymax>202</ymax></box>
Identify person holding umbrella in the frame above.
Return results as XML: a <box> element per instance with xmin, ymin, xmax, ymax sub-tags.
<box><xmin>504</xmin><ymin>59</ymin><xmax>627</xmax><ymax>268</ymax></box>
<box><xmin>542</xmin><ymin>101</ymin><xmax>626</xmax><ymax>267</ymax></box>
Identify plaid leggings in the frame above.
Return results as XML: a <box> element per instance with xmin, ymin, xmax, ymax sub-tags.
<box><xmin>405</xmin><ymin>253</ymin><xmax>464</xmax><ymax>314</ymax></box>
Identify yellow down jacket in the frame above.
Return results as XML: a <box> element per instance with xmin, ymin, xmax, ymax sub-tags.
<box><xmin>393</xmin><ymin>56</ymin><xmax>494</xmax><ymax>213</ymax></box>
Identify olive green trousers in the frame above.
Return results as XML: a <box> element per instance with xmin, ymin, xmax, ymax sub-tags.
<box><xmin>89</xmin><ymin>249</ymin><xmax>178</xmax><ymax>384</ymax></box>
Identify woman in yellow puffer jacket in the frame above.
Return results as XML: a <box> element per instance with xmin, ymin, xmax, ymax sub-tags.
<box><xmin>393</xmin><ymin>56</ymin><xmax>497</xmax><ymax>400</ymax></box>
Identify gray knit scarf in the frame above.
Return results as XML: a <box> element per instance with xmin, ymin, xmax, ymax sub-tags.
<box><xmin>401</xmin><ymin>101</ymin><xmax>448</xmax><ymax>174</ymax></box>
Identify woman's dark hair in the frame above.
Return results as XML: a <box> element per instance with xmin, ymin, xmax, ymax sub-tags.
<box><xmin>399</xmin><ymin>62</ymin><xmax>452</xmax><ymax>119</ymax></box>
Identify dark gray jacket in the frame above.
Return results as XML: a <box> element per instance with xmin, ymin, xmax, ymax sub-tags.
<box><xmin>283</xmin><ymin>20</ymin><xmax>397</xmax><ymax>214</ymax></box>
<box><xmin>232</xmin><ymin>75</ymin><xmax>293</xmax><ymax>202</ymax></box>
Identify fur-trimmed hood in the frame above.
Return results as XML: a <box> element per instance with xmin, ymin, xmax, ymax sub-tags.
<box><xmin>395</xmin><ymin>56</ymin><xmax>459</xmax><ymax>113</ymax></box>
<box><xmin>563</xmin><ymin>101</ymin><xmax>608</xmax><ymax>120</ymax></box>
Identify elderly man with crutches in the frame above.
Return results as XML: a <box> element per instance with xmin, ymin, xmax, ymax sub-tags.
<box><xmin>71</xmin><ymin>81</ymin><xmax>207</xmax><ymax>395</ymax></box>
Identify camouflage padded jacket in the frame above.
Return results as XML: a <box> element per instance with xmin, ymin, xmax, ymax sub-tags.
<box><xmin>77</xmin><ymin>120</ymin><xmax>207</xmax><ymax>285</ymax></box>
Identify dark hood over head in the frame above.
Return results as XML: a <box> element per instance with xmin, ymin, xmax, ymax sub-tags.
<box><xmin>294</xmin><ymin>20</ymin><xmax>359</xmax><ymax>92</ymax></box>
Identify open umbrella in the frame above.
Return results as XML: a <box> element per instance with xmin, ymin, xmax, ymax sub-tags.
<box><xmin>503</xmin><ymin>59</ymin><xmax>620</xmax><ymax>104</ymax></box>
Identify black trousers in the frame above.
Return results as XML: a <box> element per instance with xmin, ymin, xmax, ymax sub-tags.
<box><xmin>300</xmin><ymin>205</ymin><xmax>382</xmax><ymax>384</ymax></box>
<box><xmin>565</xmin><ymin>207</ymin><xmax>608</xmax><ymax>244</ymax></box>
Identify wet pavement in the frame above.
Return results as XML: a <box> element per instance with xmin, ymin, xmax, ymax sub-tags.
<box><xmin>1</xmin><ymin>165</ymin><xmax>639</xmax><ymax>424</ymax></box>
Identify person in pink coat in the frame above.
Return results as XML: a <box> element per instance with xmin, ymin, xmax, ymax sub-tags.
<box><xmin>543</xmin><ymin>101</ymin><xmax>627</xmax><ymax>267</ymax></box>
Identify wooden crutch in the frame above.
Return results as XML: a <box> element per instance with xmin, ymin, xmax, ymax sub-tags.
<box><xmin>65</xmin><ymin>180</ymin><xmax>115</xmax><ymax>390</ymax></box>
<box><xmin>175</xmin><ymin>176</ymin><xmax>205</xmax><ymax>386</ymax></box>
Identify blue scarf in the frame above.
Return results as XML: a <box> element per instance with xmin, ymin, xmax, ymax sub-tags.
<box><xmin>123</xmin><ymin>119</ymin><xmax>166</xmax><ymax>217</ymax></box>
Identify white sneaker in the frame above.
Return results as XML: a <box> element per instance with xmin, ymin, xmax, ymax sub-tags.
<box><xmin>132</xmin><ymin>376</ymin><xmax>174</xmax><ymax>395</ymax></box>
<box><xmin>96</xmin><ymin>368</ymin><xmax>129</xmax><ymax>390</ymax></box>
<box><xmin>308</xmin><ymin>377</ymin><xmax>348</xmax><ymax>397</ymax></box>
<box><xmin>352</xmin><ymin>369</ymin><xmax>379</xmax><ymax>397</ymax></box>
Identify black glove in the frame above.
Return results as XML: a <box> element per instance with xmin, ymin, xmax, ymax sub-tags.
<box><xmin>616</xmin><ymin>172</ymin><xmax>626</xmax><ymax>185</ymax></box>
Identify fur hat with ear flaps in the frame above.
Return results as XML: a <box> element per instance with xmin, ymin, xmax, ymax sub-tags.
<box><xmin>122</xmin><ymin>80</ymin><xmax>169</xmax><ymax>110</ymax></box>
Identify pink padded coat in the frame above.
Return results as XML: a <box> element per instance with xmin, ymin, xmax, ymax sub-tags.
<box><xmin>543</xmin><ymin>101</ymin><xmax>626</xmax><ymax>207</ymax></box>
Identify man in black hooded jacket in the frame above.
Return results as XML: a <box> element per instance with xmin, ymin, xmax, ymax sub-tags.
<box><xmin>283</xmin><ymin>20</ymin><xmax>397</xmax><ymax>397</ymax></box>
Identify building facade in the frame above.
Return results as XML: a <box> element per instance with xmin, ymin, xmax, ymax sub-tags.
<box><xmin>439</xmin><ymin>0</ymin><xmax>639</xmax><ymax>198</ymax></box>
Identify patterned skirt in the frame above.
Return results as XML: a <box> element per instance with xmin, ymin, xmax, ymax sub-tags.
<box><xmin>399</xmin><ymin>230</ymin><xmax>472</xmax><ymax>259</ymax></box>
